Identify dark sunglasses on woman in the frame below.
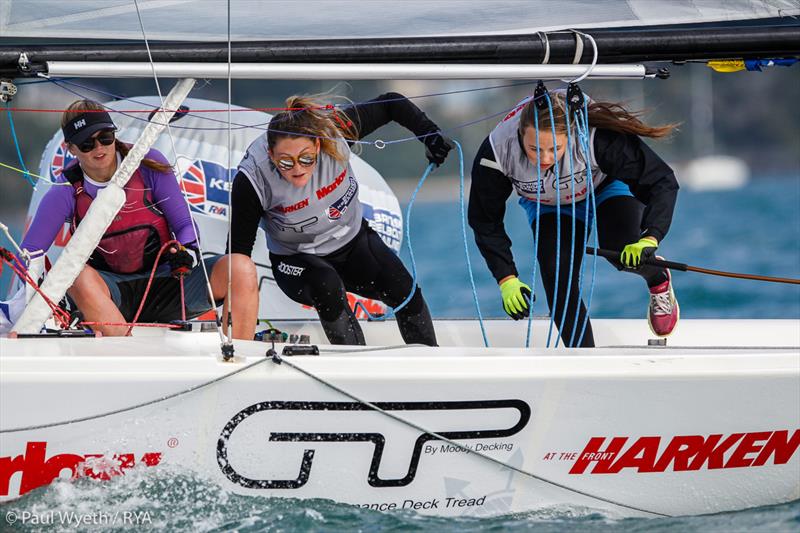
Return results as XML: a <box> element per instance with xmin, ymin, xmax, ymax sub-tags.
<box><xmin>275</xmin><ymin>153</ymin><xmax>317</xmax><ymax>171</ymax></box>
<box><xmin>77</xmin><ymin>129</ymin><xmax>116</xmax><ymax>153</ymax></box>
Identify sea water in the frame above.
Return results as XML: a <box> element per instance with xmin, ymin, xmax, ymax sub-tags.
<box><xmin>1</xmin><ymin>179</ymin><xmax>798</xmax><ymax>531</ymax></box>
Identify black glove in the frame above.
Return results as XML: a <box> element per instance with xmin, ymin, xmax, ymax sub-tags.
<box><xmin>423</xmin><ymin>131</ymin><xmax>454</xmax><ymax>167</ymax></box>
<box><xmin>167</xmin><ymin>244</ymin><xmax>198</xmax><ymax>278</ymax></box>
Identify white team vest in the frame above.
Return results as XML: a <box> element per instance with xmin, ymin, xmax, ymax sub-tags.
<box><xmin>238</xmin><ymin>135</ymin><xmax>363</xmax><ymax>255</ymax></box>
<box><xmin>488</xmin><ymin>97</ymin><xmax>607</xmax><ymax>205</ymax></box>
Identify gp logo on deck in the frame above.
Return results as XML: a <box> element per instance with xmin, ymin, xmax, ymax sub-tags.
<box><xmin>216</xmin><ymin>400</ymin><xmax>530</xmax><ymax>489</ymax></box>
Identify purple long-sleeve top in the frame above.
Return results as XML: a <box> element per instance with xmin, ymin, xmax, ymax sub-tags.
<box><xmin>20</xmin><ymin>148</ymin><xmax>198</xmax><ymax>255</ymax></box>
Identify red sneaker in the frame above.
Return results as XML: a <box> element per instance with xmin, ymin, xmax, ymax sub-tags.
<box><xmin>648</xmin><ymin>262</ymin><xmax>679</xmax><ymax>337</ymax></box>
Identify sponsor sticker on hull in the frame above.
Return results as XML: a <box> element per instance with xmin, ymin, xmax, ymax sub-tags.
<box><xmin>0</xmin><ymin>442</ymin><xmax>162</xmax><ymax>498</ymax></box>
<box><xmin>539</xmin><ymin>429</ymin><xmax>800</xmax><ymax>474</ymax></box>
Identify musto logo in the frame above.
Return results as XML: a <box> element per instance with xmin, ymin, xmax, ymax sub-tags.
<box><xmin>0</xmin><ymin>442</ymin><xmax>162</xmax><ymax>497</ymax></box>
<box><xmin>568</xmin><ymin>429</ymin><xmax>799</xmax><ymax>474</ymax></box>
<box><xmin>217</xmin><ymin>400</ymin><xmax>530</xmax><ymax>489</ymax></box>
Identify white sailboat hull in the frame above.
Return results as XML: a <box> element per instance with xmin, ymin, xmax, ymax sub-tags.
<box><xmin>1</xmin><ymin>319</ymin><xmax>798</xmax><ymax>518</ymax></box>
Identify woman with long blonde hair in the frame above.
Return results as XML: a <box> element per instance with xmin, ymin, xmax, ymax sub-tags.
<box><xmin>230</xmin><ymin>92</ymin><xmax>452</xmax><ymax>345</ymax></box>
<box><xmin>469</xmin><ymin>87</ymin><xmax>680</xmax><ymax>346</ymax></box>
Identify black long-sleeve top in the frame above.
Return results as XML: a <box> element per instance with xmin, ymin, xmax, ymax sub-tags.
<box><xmin>229</xmin><ymin>92</ymin><xmax>440</xmax><ymax>256</ymax></box>
<box><xmin>468</xmin><ymin>129</ymin><xmax>679</xmax><ymax>283</ymax></box>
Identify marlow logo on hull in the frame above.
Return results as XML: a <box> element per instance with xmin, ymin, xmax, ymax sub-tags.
<box><xmin>0</xmin><ymin>442</ymin><xmax>162</xmax><ymax>497</ymax></box>
<box><xmin>569</xmin><ymin>429</ymin><xmax>800</xmax><ymax>474</ymax></box>
<box><xmin>217</xmin><ymin>399</ymin><xmax>531</xmax><ymax>489</ymax></box>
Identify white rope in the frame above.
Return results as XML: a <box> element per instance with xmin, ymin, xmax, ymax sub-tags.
<box><xmin>571</xmin><ymin>31</ymin><xmax>584</xmax><ymax>65</ymax></box>
<box><xmin>538</xmin><ymin>31</ymin><xmax>550</xmax><ymax>65</ymax></box>
<box><xmin>570</xmin><ymin>30</ymin><xmax>598</xmax><ymax>83</ymax></box>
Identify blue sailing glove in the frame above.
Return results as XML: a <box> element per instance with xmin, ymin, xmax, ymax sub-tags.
<box><xmin>620</xmin><ymin>237</ymin><xmax>658</xmax><ymax>269</ymax></box>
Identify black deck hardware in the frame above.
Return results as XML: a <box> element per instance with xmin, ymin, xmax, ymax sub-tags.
<box><xmin>169</xmin><ymin>320</ymin><xmax>193</xmax><ymax>332</ymax></box>
<box><xmin>282</xmin><ymin>345</ymin><xmax>320</xmax><ymax>356</ymax></box>
<box><xmin>13</xmin><ymin>329</ymin><xmax>97</xmax><ymax>338</ymax></box>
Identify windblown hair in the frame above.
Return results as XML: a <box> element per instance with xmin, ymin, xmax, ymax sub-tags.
<box><xmin>519</xmin><ymin>91</ymin><xmax>678</xmax><ymax>139</ymax></box>
<box><xmin>61</xmin><ymin>100</ymin><xmax>173</xmax><ymax>173</ymax></box>
<box><xmin>266</xmin><ymin>94</ymin><xmax>359</xmax><ymax>164</ymax></box>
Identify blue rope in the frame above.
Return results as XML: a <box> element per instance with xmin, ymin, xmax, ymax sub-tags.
<box><xmin>455</xmin><ymin>139</ymin><xmax>489</xmax><ymax>347</ymax></box>
<box><xmin>575</xmin><ymin>100</ymin><xmax>600</xmax><ymax>347</ymax></box>
<box><xmin>555</xmin><ymin>104</ymin><xmax>578</xmax><ymax>348</ymax></box>
<box><xmin>5</xmin><ymin>104</ymin><xmax>36</xmax><ymax>188</ymax></box>
<box><xmin>354</xmin><ymin>162</ymin><xmax>434</xmax><ymax>321</ymax></box>
<box><xmin>544</xmin><ymin>92</ymin><xmax>561</xmax><ymax>348</ymax></box>
<box><xmin>567</xmin><ymin>106</ymin><xmax>595</xmax><ymax>347</ymax></box>
<box><xmin>525</xmin><ymin>100</ymin><xmax>543</xmax><ymax>349</ymax></box>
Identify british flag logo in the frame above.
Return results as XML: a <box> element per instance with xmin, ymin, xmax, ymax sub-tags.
<box><xmin>180</xmin><ymin>160</ymin><xmax>208</xmax><ymax>214</ymax></box>
<box><xmin>180</xmin><ymin>160</ymin><xmax>233</xmax><ymax>217</ymax></box>
<box><xmin>49</xmin><ymin>141</ymin><xmax>76</xmax><ymax>181</ymax></box>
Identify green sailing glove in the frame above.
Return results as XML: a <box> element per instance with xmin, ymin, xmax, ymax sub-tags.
<box><xmin>499</xmin><ymin>277</ymin><xmax>532</xmax><ymax>320</ymax></box>
<box><xmin>620</xmin><ymin>237</ymin><xmax>659</xmax><ymax>269</ymax></box>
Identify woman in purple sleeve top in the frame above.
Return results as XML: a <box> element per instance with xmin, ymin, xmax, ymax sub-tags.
<box><xmin>20</xmin><ymin>100</ymin><xmax>257</xmax><ymax>338</ymax></box>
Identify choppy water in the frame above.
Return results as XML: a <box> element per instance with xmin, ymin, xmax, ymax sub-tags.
<box><xmin>1</xmin><ymin>179</ymin><xmax>799</xmax><ymax>532</ymax></box>
<box><xmin>1</xmin><ymin>466</ymin><xmax>799</xmax><ymax>532</ymax></box>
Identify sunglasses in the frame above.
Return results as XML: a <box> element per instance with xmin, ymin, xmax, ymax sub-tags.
<box><xmin>77</xmin><ymin>130</ymin><xmax>116</xmax><ymax>153</ymax></box>
<box><xmin>275</xmin><ymin>153</ymin><xmax>317</xmax><ymax>171</ymax></box>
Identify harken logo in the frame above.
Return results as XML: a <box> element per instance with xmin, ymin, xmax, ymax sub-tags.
<box><xmin>568</xmin><ymin>429</ymin><xmax>800</xmax><ymax>474</ymax></box>
<box><xmin>217</xmin><ymin>399</ymin><xmax>530</xmax><ymax>490</ymax></box>
<box><xmin>0</xmin><ymin>442</ymin><xmax>162</xmax><ymax>497</ymax></box>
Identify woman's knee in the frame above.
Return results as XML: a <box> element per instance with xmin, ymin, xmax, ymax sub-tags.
<box><xmin>68</xmin><ymin>265</ymin><xmax>109</xmax><ymax>299</ymax></box>
<box><xmin>213</xmin><ymin>254</ymin><xmax>258</xmax><ymax>291</ymax></box>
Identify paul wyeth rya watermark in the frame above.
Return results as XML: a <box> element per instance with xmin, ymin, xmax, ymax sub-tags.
<box><xmin>5</xmin><ymin>510</ymin><xmax>153</xmax><ymax>527</ymax></box>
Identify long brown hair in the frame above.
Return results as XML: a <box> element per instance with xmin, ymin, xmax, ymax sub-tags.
<box><xmin>266</xmin><ymin>94</ymin><xmax>359</xmax><ymax>164</ymax></box>
<box><xmin>519</xmin><ymin>90</ymin><xmax>678</xmax><ymax>139</ymax></box>
<box><xmin>61</xmin><ymin>100</ymin><xmax>173</xmax><ymax>173</ymax></box>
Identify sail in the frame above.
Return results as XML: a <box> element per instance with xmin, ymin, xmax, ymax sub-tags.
<box><xmin>2</xmin><ymin>1</ymin><xmax>798</xmax><ymax>41</ymax></box>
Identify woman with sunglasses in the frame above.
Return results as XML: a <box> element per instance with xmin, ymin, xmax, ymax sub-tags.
<box><xmin>18</xmin><ymin>99</ymin><xmax>250</xmax><ymax>337</ymax></box>
<box><xmin>230</xmin><ymin>92</ymin><xmax>453</xmax><ymax>345</ymax></box>
<box><xmin>468</xmin><ymin>87</ymin><xmax>680</xmax><ymax>347</ymax></box>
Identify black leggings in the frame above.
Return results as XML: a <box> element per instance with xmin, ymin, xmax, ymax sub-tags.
<box><xmin>271</xmin><ymin>221</ymin><xmax>436</xmax><ymax>346</ymax></box>
<box><xmin>536</xmin><ymin>195</ymin><xmax>667</xmax><ymax>347</ymax></box>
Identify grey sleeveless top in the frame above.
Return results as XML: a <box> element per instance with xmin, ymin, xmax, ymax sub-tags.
<box><xmin>238</xmin><ymin>135</ymin><xmax>363</xmax><ymax>255</ymax></box>
<box><xmin>489</xmin><ymin>97</ymin><xmax>607</xmax><ymax>205</ymax></box>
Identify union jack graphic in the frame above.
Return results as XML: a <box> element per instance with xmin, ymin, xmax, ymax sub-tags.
<box><xmin>49</xmin><ymin>141</ymin><xmax>76</xmax><ymax>181</ymax></box>
<box><xmin>180</xmin><ymin>161</ymin><xmax>208</xmax><ymax>213</ymax></box>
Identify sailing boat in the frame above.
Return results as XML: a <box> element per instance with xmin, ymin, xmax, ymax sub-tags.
<box><xmin>1</xmin><ymin>0</ymin><xmax>799</xmax><ymax>518</ymax></box>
